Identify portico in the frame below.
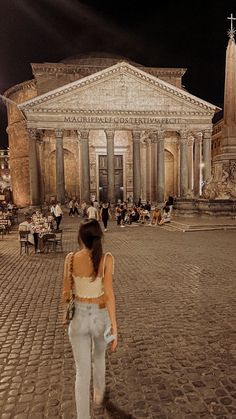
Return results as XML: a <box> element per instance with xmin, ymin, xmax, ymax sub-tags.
<box><xmin>16</xmin><ymin>60</ymin><xmax>218</xmax><ymax>206</ymax></box>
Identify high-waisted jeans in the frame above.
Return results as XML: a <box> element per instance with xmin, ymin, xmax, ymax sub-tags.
<box><xmin>68</xmin><ymin>302</ymin><xmax>110</xmax><ymax>419</ymax></box>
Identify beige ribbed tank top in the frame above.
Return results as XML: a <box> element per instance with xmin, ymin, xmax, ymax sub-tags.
<box><xmin>72</xmin><ymin>252</ymin><xmax>114</xmax><ymax>298</ymax></box>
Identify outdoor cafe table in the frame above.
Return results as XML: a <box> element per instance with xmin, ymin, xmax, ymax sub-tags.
<box><xmin>31</xmin><ymin>223</ymin><xmax>54</xmax><ymax>252</ymax></box>
<box><xmin>0</xmin><ymin>218</ymin><xmax>11</xmax><ymax>233</ymax></box>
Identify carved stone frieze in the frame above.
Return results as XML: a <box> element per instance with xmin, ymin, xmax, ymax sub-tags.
<box><xmin>229</xmin><ymin>161</ymin><xmax>236</xmax><ymax>183</ymax></box>
<box><xmin>202</xmin><ymin>160</ymin><xmax>236</xmax><ymax>199</ymax></box>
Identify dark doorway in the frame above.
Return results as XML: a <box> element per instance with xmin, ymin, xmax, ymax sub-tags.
<box><xmin>99</xmin><ymin>155</ymin><xmax>123</xmax><ymax>202</ymax></box>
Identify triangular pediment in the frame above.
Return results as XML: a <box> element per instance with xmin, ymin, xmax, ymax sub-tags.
<box><xmin>19</xmin><ymin>61</ymin><xmax>219</xmax><ymax>116</ymax></box>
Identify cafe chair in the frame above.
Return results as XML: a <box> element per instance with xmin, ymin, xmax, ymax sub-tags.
<box><xmin>44</xmin><ymin>233</ymin><xmax>56</xmax><ymax>253</ymax></box>
<box><xmin>0</xmin><ymin>225</ymin><xmax>5</xmax><ymax>239</ymax></box>
<box><xmin>19</xmin><ymin>230</ymin><xmax>30</xmax><ymax>254</ymax></box>
<box><xmin>53</xmin><ymin>229</ymin><xmax>63</xmax><ymax>252</ymax></box>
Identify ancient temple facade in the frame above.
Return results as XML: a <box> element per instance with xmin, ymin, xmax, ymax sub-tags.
<box><xmin>5</xmin><ymin>54</ymin><xmax>218</xmax><ymax>207</ymax></box>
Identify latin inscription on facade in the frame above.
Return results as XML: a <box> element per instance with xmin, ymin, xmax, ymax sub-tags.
<box><xmin>64</xmin><ymin>116</ymin><xmax>181</xmax><ymax>125</ymax></box>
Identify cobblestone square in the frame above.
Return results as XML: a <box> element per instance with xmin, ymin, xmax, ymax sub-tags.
<box><xmin>1</xmin><ymin>215</ymin><xmax>236</xmax><ymax>418</ymax></box>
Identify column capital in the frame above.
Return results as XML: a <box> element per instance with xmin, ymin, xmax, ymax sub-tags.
<box><xmin>105</xmin><ymin>129</ymin><xmax>115</xmax><ymax>140</ymax></box>
<box><xmin>36</xmin><ymin>130</ymin><xmax>43</xmax><ymax>143</ymax></box>
<box><xmin>157</xmin><ymin>129</ymin><xmax>165</xmax><ymax>141</ymax></box>
<box><xmin>55</xmin><ymin>128</ymin><xmax>63</xmax><ymax>139</ymax></box>
<box><xmin>28</xmin><ymin>128</ymin><xmax>37</xmax><ymax>140</ymax></box>
<box><xmin>78</xmin><ymin>130</ymin><xmax>89</xmax><ymax>141</ymax></box>
<box><xmin>179</xmin><ymin>130</ymin><xmax>189</xmax><ymax>144</ymax></box>
<box><xmin>150</xmin><ymin>132</ymin><xmax>158</xmax><ymax>143</ymax></box>
<box><xmin>132</xmin><ymin>130</ymin><xmax>142</xmax><ymax>141</ymax></box>
<box><xmin>149</xmin><ymin>130</ymin><xmax>165</xmax><ymax>143</ymax></box>
<box><xmin>203</xmin><ymin>129</ymin><xmax>212</xmax><ymax>140</ymax></box>
<box><xmin>193</xmin><ymin>131</ymin><xmax>203</xmax><ymax>142</ymax></box>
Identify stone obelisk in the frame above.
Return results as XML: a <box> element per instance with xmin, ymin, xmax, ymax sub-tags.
<box><xmin>213</xmin><ymin>13</ymin><xmax>236</xmax><ymax>195</ymax></box>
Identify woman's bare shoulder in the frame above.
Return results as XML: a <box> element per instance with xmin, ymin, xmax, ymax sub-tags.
<box><xmin>103</xmin><ymin>252</ymin><xmax>115</xmax><ymax>273</ymax></box>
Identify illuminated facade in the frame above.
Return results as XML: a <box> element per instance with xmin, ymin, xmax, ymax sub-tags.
<box><xmin>0</xmin><ymin>148</ymin><xmax>11</xmax><ymax>195</ymax></box>
<box><xmin>5</xmin><ymin>54</ymin><xmax>218</xmax><ymax>207</ymax></box>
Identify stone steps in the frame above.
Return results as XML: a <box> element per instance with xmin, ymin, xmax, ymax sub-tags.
<box><xmin>164</xmin><ymin>220</ymin><xmax>236</xmax><ymax>232</ymax></box>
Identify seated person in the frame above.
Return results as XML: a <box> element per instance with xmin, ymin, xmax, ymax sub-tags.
<box><xmin>150</xmin><ymin>207</ymin><xmax>162</xmax><ymax>225</ymax></box>
<box><xmin>120</xmin><ymin>205</ymin><xmax>127</xmax><ymax>227</ymax></box>
<box><xmin>19</xmin><ymin>216</ymin><xmax>35</xmax><ymax>246</ymax></box>
<box><xmin>159</xmin><ymin>206</ymin><xmax>171</xmax><ymax>225</ymax></box>
<box><xmin>145</xmin><ymin>201</ymin><xmax>151</xmax><ymax>211</ymax></box>
<box><xmin>165</xmin><ymin>196</ymin><xmax>174</xmax><ymax>213</ymax></box>
<box><xmin>130</xmin><ymin>207</ymin><xmax>140</xmax><ymax>222</ymax></box>
<box><xmin>124</xmin><ymin>209</ymin><xmax>132</xmax><ymax>225</ymax></box>
<box><xmin>139</xmin><ymin>207</ymin><xmax>150</xmax><ymax>223</ymax></box>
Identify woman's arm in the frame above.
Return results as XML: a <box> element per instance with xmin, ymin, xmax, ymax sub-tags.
<box><xmin>103</xmin><ymin>253</ymin><xmax>117</xmax><ymax>351</ymax></box>
<box><xmin>62</xmin><ymin>252</ymin><xmax>73</xmax><ymax>303</ymax></box>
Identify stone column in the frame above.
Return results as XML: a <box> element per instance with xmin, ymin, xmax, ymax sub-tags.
<box><xmin>28</xmin><ymin>128</ymin><xmax>40</xmax><ymax>206</ymax></box>
<box><xmin>179</xmin><ymin>130</ymin><xmax>189</xmax><ymax>197</ymax></box>
<box><xmin>202</xmin><ymin>129</ymin><xmax>212</xmax><ymax>184</ymax></box>
<box><xmin>132</xmin><ymin>130</ymin><xmax>141</xmax><ymax>204</ymax></box>
<box><xmin>188</xmin><ymin>137</ymin><xmax>194</xmax><ymax>191</ymax></box>
<box><xmin>36</xmin><ymin>131</ymin><xmax>45</xmax><ymax>205</ymax></box>
<box><xmin>79</xmin><ymin>130</ymin><xmax>90</xmax><ymax>203</ymax></box>
<box><xmin>156</xmin><ymin>130</ymin><xmax>165</xmax><ymax>203</ymax></box>
<box><xmin>55</xmin><ymin>129</ymin><xmax>65</xmax><ymax>204</ymax></box>
<box><xmin>105</xmin><ymin>130</ymin><xmax>115</xmax><ymax>203</ymax></box>
<box><xmin>151</xmin><ymin>139</ymin><xmax>157</xmax><ymax>201</ymax></box>
<box><xmin>193</xmin><ymin>132</ymin><xmax>202</xmax><ymax>196</ymax></box>
<box><xmin>141</xmin><ymin>140</ymin><xmax>147</xmax><ymax>201</ymax></box>
<box><xmin>146</xmin><ymin>138</ymin><xmax>152</xmax><ymax>201</ymax></box>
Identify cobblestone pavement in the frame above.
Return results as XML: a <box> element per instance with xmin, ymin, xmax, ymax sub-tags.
<box><xmin>1</xmin><ymin>215</ymin><xmax>236</xmax><ymax>419</ymax></box>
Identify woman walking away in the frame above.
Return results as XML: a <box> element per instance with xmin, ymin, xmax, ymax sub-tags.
<box><xmin>62</xmin><ymin>219</ymin><xmax>117</xmax><ymax>419</ymax></box>
<box><xmin>100</xmin><ymin>202</ymin><xmax>111</xmax><ymax>231</ymax></box>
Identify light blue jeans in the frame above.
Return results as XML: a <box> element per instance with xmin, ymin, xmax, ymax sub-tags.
<box><xmin>68</xmin><ymin>302</ymin><xmax>110</xmax><ymax>419</ymax></box>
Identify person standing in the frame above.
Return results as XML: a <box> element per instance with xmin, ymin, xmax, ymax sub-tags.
<box><xmin>62</xmin><ymin>219</ymin><xmax>117</xmax><ymax>419</ymax></box>
<box><xmin>115</xmin><ymin>204</ymin><xmax>121</xmax><ymax>225</ymax></box>
<box><xmin>87</xmin><ymin>202</ymin><xmax>99</xmax><ymax>220</ymax></box>
<box><xmin>68</xmin><ymin>199</ymin><xmax>74</xmax><ymax>217</ymax></box>
<box><xmin>100</xmin><ymin>202</ymin><xmax>112</xmax><ymax>231</ymax></box>
<box><xmin>74</xmin><ymin>200</ymin><xmax>80</xmax><ymax>217</ymax></box>
<box><xmin>54</xmin><ymin>201</ymin><xmax>63</xmax><ymax>230</ymax></box>
<box><xmin>93</xmin><ymin>199</ymin><xmax>99</xmax><ymax>210</ymax></box>
<box><xmin>81</xmin><ymin>201</ymin><xmax>87</xmax><ymax>218</ymax></box>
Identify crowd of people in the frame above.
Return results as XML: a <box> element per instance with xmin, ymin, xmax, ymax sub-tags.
<box><xmin>0</xmin><ymin>201</ymin><xmax>18</xmax><ymax>235</ymax></box>
<box><xmin>13</xmin><ymin>195</ymin><xmax>174</xmax><ymax>253</ymax></box>
<box><xmin>66</xmin><ymin>196</ymin><xmax>174</xmax><ymax>230</ymax></box>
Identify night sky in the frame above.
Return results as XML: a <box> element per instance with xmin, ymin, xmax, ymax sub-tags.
<box><xmin>0</xmin><ymin>0</ymin><xmax>236</xmax><ymax>148</ymax></box>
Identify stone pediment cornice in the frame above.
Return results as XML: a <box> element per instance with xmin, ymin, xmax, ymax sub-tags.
<box><xmin>31</xmin><ymin>62</ymin><xmax>186</xmax><ymax>78</ymax></box>
<box><xmin>4</xmin><ymin>79</ymin><xmax>36</xmax><ymax>98</ymax></box>
<box><xmin>26</xmin><ymin>108</ymin><xmax>213</xmax><ymax>117</ymax></box>
<box><xmin>20</xmin><ymin>62</ymin><xmax>220</xmax><ymax>113</ymax></box>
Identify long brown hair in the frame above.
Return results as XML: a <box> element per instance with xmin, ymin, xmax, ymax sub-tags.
<box><xmin>78</xmin><ymin>218</ymin><xmax>103</xmax><ymax>278</ymax></box>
